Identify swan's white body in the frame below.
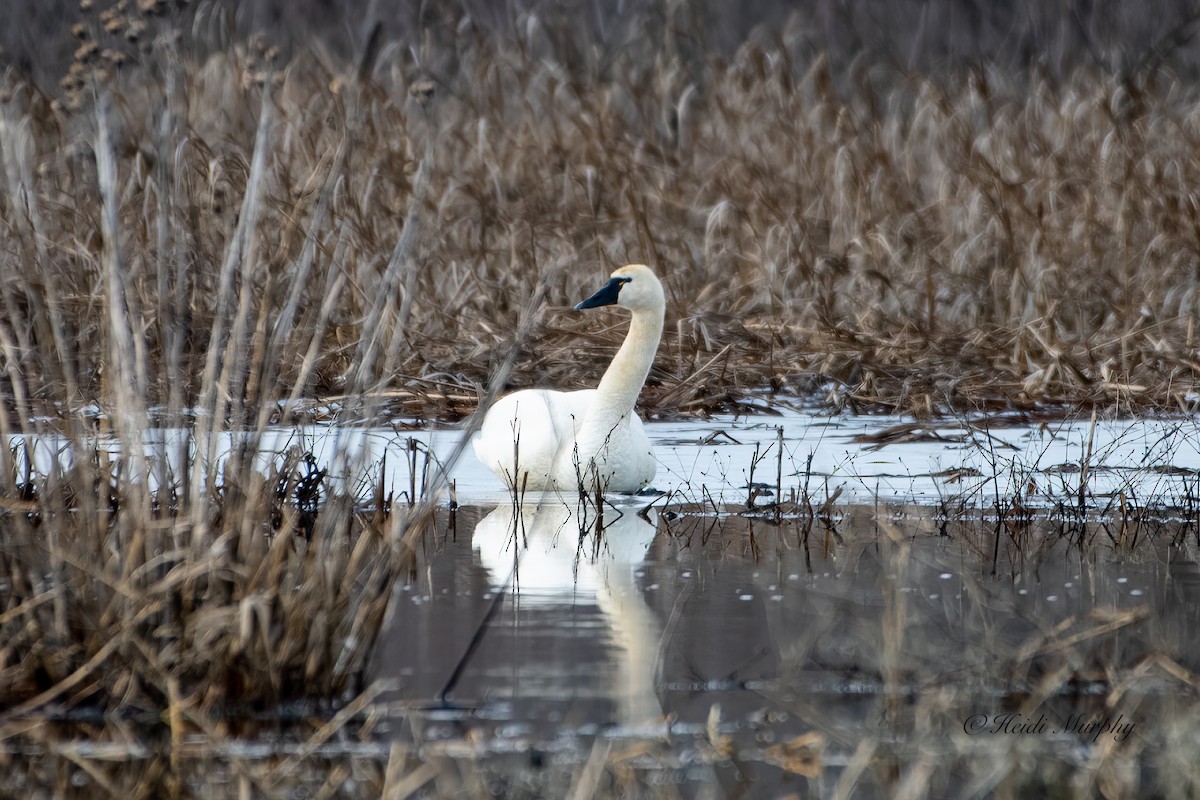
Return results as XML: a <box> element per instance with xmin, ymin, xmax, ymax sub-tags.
<box><xmin>472</xmin><ymin>501</ymin><xmax>662</xmax><ymax>723</ymax></box>
<box><xmin>473</xmin><ymin>265</ymin><xmax>664</xmax><ymax>493</ymax></box>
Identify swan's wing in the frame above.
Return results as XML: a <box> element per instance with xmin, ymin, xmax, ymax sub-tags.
<box><xmin>563</xmin><ymin>397</ymin><xmax>656</xmax><ymax>491</ymax></box>
<box><xmin>559</xmin><ymin>389</ymin><xmax>598</xmax><ymax>428</ymax></box>
<box><xmin>626</xmin><ymin>411</ymin><xmax>658</xmax><ymax>485</ymax></box>
<box><xmin>473</xmin><ymin>389</ymin><xmax>596</xmax><ymax>487</ymax></box>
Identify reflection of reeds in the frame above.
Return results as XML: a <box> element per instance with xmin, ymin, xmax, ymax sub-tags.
<box><xmin>360</xmin><ymin>503</ymin><xmax>1200</xmax><ymax>797</ymax></box>
<box><xmin>645</xmin><ymin>506</ymin><xmax>1199</xmax><ymax>797</ymax></box>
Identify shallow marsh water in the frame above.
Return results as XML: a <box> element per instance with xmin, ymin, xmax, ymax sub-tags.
<box><xmin>13</xmin><ymin>407</ymin><xmax>1200</xmax><ymax>507</ymax></box>
<box><xmin>367</xmin><ymin>498</ymin><xmax>1200</xmax><ymax>797</ymax></box>
<box><xmin>8</xmin><ymin>409</ymin><xmax>1200</xmax><ymax>796</ymax></box>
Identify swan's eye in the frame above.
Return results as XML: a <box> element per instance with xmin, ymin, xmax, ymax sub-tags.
<box><xmin>618</xmin><ymin>277</ymin><xmax>632</xmax><ymax>284</ymax></box>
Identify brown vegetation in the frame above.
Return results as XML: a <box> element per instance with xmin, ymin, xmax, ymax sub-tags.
<box><xmin>3</xmin><ymin>0</ymin><xmax>1200</xmax><ymax>795</ymax></box>
<box><xmin>1</xmin><ymin>2</ymin><xmax>1200</xmax><ymax>423</ymax></box>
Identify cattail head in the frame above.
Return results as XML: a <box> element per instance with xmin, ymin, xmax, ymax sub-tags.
<box><xmin>409</xmin><ymin>79</ymin><xmax>435</xmax><ymax>107</ymax></box>
<box><xmin>74</xmin><ymin>40</ymin><xmax>100</xmax><ymax>63</ymax></box>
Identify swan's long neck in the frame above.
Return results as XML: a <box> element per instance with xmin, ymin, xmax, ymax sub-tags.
<box><xmin>589</xmin><ymin>305</ymin><xmax>664</xmax><ymax>424</ymax></box>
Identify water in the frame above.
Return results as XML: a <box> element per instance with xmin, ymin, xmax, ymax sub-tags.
<box><xmin>10</xmin><ymin>408</ymin><xmax>1200</xmax><ymax>795</ymax></box>
<box><xmin>371</xmin><ymin>499</ymin><xmax>1200</xmax><ymax>796</ymax></box>
<box><xmin>12</xmin><ymin>408</ymin><xmax>1200</xmax><ymax>507</ymax></box>
<box><xmin>436</xmin><ymin>407</ymin><xmax>1200</xmax><ymax>506</ymax></box>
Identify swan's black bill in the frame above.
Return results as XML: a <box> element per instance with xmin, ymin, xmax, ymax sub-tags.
<box><xmin>574</xmin><ymin>277</ymin><xmax>629</xmax><ymax>310</ymax></box>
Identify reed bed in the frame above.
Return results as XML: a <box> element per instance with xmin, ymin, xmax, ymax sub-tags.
<box><xmin>1</xmin><ymin>2</ymin><xmax>1200</xmax><ymax>424</ymax></box>
<box><xmin>2</xmin><ymin>0</ymin><xmax>1200</xmax><ymax>796</ymax></box>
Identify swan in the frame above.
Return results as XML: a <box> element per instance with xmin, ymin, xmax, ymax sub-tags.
<box><xmin>470</xmin><ymin>501</ymin><xmax>663</xmax><ymax>724</ymax></box>
<box><xmin>473</xmin><ymin>264</ymin><xmax>664</xmax><ymax>493</ymax></box>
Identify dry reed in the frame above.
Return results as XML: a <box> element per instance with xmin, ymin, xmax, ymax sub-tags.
<box><xmin>2</xmin><ymin>0</ymin><xmax>1200</xmax><ymax>795</ymax></box>
<box><xmin>2</xmin><ymin>2</ymin><xmax>1200</xmax><ymax>424</ymax></box>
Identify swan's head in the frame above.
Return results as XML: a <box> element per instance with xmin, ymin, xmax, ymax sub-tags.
<box><xmin>574</xmin><ymin>264</ymin><xmax>664</xmax><ymax>312</ymax></box>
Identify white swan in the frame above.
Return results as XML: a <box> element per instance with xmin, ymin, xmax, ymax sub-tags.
<box><xmin>471</xmin><ymin>500</ymin><xmax>663</xmax><ymax>725</ymax></box>
<box><xmin>473</xmin><ymin>264</ymin><xmax>664</xmax><ymax>493</ymax></box>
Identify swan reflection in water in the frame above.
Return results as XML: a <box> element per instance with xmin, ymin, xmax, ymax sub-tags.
<box><xmin>373</xmin><ymin>502</ymin><xmax>819</xmax><ymax>795</ymax></box>
<box><xmin>465</xmin><ymin>498</ymin><xmax>663</xmax><ymax>726</ymax></box>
